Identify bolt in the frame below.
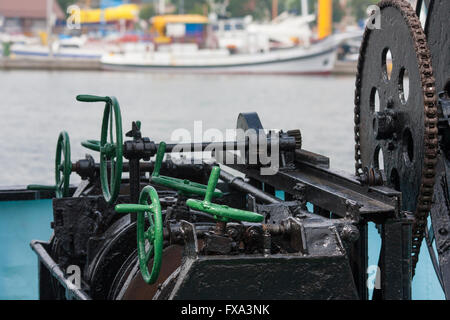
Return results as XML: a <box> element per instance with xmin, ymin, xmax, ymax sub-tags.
<box><xmin>388</xmin><ymin>142</ymin><xmax>396</xmax><ymax>150</ymax></box>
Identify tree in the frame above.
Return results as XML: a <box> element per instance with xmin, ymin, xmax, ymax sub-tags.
<box><xmin>332</xmin><ymin>0</ymin><xmax>344</xmax><ymax>23</ymax></box>
<box><xmin>182</xmin><ymin>0</ymin><xmax>209</xmax><ymax>14</ymax></box>
<box><xmin>57</xmin><ymin>0</ymin><xmax>77</xmax><ymax>14</ymax></box>
<box><xmin>139</xmin><ymin>3</ymin><xmax>156</xmax><ymax>20</ymax></box>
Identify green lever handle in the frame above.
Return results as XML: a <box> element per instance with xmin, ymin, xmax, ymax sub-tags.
<box><xmin>151</xmin><ymin>142</ymin><xmax>223</xmax><ymax>198</ymax></box>
<box><xmin>186</xmin><ymin>166</ymin><xmax>264</xmax><ymax>223</ymax></box>
<box><xmin>76</xmin><ymin>95</ymin><xmax>111</xmax><ymax>103</ymax></box>
<box><xmin>115</xmin><ymin>204</ymin><xmax>153</xmax><ymax>213</ymax></box>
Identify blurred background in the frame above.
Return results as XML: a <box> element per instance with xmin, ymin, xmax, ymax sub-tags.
<box><xmin>0</xmin><ymin>0</ymin><xmax>444</xmax><ymax>300</ymax></box>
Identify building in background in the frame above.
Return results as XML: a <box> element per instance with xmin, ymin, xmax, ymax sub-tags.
<box><xmin>0</xmin><ymin>0</ymin><xmax>64</xmax><ymax>34</ymax></box>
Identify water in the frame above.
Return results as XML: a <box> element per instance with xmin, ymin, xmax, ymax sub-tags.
<box><xmin>0</xmin><ymin>70</ymin><xmax>444</xmax><ymax>299</ymax></box>
<box><xmin>0</xmin><ymin>70</ymin><xmax>355</xmax><ymax>186</ymax></box>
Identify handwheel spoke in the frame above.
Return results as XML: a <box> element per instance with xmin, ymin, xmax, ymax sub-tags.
<box><xmin>57</xmin><ymin>178</ymin><xmax>64</xmax><ymax>190</ymax></box>
<box><xmin>144</xmin><ymin>245</ymin><xmax>154</xmax><ymax>263</ymax></box>
<box><xmin>109</xmin><ymin>107</ymin><xmax>115</xmax><ymax>145</ymax></box>
<box><xmin>110</xmin><ymin>158</ymin><xmax>115</xmax><ymax>185</ymax></box>
<box><xmin>145</xmin><ymin>227</ymin><xmax>155</xmax><ymax>242</ymax></box>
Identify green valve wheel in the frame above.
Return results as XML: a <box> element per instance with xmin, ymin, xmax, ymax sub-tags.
<box><xmin>186</xmin><ymin>166</ymin><xmax>264</xmax><ymax>223</ymax></box>
<box><xmin>28</xmin><ymin>131</ymin><xmax>72</xmax><ymax>198</ymax></box>
<box><xmin>150</xmin><ymin>142</ymin><xmax>223</xmax><ymax>198</ymax></box>
<box><xmin>115</xmin><ymin>186</ymin><xmax>163</xmax><ymax>284</ymax></box>
<box><xmin>76</xmin><ymin>95</ymin><xmax>123</xmax><ymax>204</ymax></box>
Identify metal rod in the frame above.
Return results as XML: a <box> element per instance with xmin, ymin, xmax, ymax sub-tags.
<box><xmin>30</xmin><ymin>240</ymin><xmax>91</xmax><ymax>300</ymax></box>
<box><xmin>163</xmin><ymin>137</ymin><xmax>295</xmax><ymax>153</ymax></box>
<box><xmin>216</xmin><ymin>167</ymin><xmax>280</xmax><ymax>204</ymax></box>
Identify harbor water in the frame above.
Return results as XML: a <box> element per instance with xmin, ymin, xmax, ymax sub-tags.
<box><xmin>0</xmin><ymin>70</ymin><xmax>444</xmax><ymax>299</ymax></box>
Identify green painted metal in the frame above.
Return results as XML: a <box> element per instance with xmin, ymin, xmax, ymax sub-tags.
<box><xmin>27</xmin><ymin>131</ymin><xmax>71</xmax><ymax>198</ymax></box>
<box><xmin>151</xmin><ymin>142</ymin><xmax>223</xmax><ymax>198</ymax></box>
<box><xmin>77</xmin><ymin>95</ymin><xmax>123</xmax><ymax>204</ymax></box>
<box><xmin>115</xmin><ymin>186</ymin><xmax>163</xmax><ymax>284</ymax></box>
<box><xmin>186</xmin><ymin>166</ymin><xmax>264</xmax><ymax>223</ymax></box>
<box><xmin>81</xmin><ymin>139</ymin><xmax>101</xmax><ymax>152</ymax></box>
<box><xmin>76</xmin><ymin>94</ymin><xmax>111</xmax><ymax>103</ymax></box>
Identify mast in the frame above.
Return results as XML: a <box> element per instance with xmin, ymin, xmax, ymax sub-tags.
<box><xmin>317</xmin><ymin>0</ymin><xmax>332</xmax><ymax>39</ymax></box>
<box><xmin>272</xmin><ymin>0</ymin><xmax>278</xmax><ymax>20</ymax></box>
<box><xmin>159</xmin><ymin>0</ymin><xmax>166</xmax><ymax>14</ymax></box>
<box><xmin>46</xmin><ymin>0</ymin><xmax>54</xmax><ymax>58</ymax></box>
<box><xmin>301</xmin><ymin>0</ymin><xmax>308</xmax><ymax>17</ymax></box>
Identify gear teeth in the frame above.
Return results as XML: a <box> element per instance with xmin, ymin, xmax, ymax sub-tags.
<box><xmin>353</xmin><ymin>0</ymin><xmax>438</xmax><ymax>276</ymax></box>
<box><xmin>287</xmin><ymin>129</ymin><xmax>302</xmax><ymax>150</ymax></box>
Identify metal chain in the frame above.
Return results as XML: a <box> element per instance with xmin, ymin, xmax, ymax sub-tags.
<box><xmin>354</xmin><ymin>0</ymin><xmax>438</xmax><ymax>275</ymax></box>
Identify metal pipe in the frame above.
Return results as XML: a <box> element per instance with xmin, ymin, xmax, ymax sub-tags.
<box><xmin>217</xmin><ymin>167</ymin><xmax>280</xmax><ymax>204</ymax></box>
<box><xmin>30</xmin><ymin>240</ymin><xmax>91</xmax><ymax>300</ymax></box>
<box><xmin>163</xmin><ymin>137</ymin><xmax>296</xmax><ymax>153</ymax></box>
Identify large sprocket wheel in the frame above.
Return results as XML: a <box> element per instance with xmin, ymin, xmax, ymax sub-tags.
<box><xmin>354</xmin><ymin>0</ymin><xmax>438</xmax><ymax>274</ymax></box>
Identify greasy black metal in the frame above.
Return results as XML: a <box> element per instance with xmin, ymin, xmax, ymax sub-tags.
<box><xmin>236</xmin><ymin>112</ymin><xmax>264</xmax><ymax>132</ymax></box>
<box><xmin>429</xmin><ymin>156</ymin><xmax>450</xmax><ymax>298</ymax></box>
<box><xmin>228</xmin><ymin>157</ymin><xmax>400</xmax><ymax>221</ymax></box>
<box><xmin>216</xmin><ymin>166</ymin><xmax>280</xmax><ymax>204</ymax></box>
<box><xmin>124</xmin><ymin>121</ymin><xmax>145</xmax><ymax>211</ymax></box>
<box><xmin>154</xmin><ymin>212</ymin><xmax>360</xmax><ymax>299</ymax></box>
<box><xmin>165</xmin><ymin>255</ymin><xmax>358</xmax><ymax>300</ymax></box>
<box><xmin>424</xmin><ymin>226</ymin><xmax>445</xmax><ymax>292</ymax></box>
<box><xmin>378</xmin><ymin>217</ymin><xmax>413</xmax><ymax>300</ymax></box>
<box><xmin>86</xmin><ymin>215</ymin><xmax>137</xmax><ymax>299</ymax></box>
<box><xmin>30</xmin><ymin>240</ymin><xmax>91</xmax><ymax>300</ymax></box>
<box><xmin>438</xmin><ymin>92</ymin><xmax>450</xmax><ymax>158</ymax></box>
<box><xmin>162</xmin><ymin>137</ymin><xmax>296</xmax><ymax>154</ymax></box>
<box><xmin>0</xmin><ymin>185</ymin><xmax>77</xmax><ymax>201</ymax></box>
<box><xmin>295</xmin><ymin>149</ymin><xmax>330</xmax><ymax>169</ymax></box>
<box><xmin>425</xmin><ymin>0</ymin><xmax>450</xmax><ymax>97</ymax></box>
<box><xmin>52</xmin><ymin>195</ymin><xmax>130</xmax><ymax>262</ymax></box>
<box><xmin>349</xmin><ymin>223</ymin><xmax>369</xmax><ymax>300</ymax></box>
<box><xmin>354</xmin><ymin>0</ymin><xmax>438</xmax><ymax>273</ymax></box>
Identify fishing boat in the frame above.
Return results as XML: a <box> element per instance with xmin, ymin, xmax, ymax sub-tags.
<box><xmin>101</xmin><ymin>35</ymin><xmax>343</xmax><ymax>74</ymax></box>
<box><xmin>100</xmin><ymin>2</ymin><xmax>357</xmax><ymax>75</ymax></box>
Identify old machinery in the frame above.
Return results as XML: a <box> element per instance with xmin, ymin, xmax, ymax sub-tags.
<box><xmin>24</xmin><ymin>0</ymin><xmax>449</xmax><ymax>300</ymax></box>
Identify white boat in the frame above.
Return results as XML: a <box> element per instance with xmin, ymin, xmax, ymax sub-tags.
<box><xmin>9</xmin><ymin>36</ymin><xmax>106</xmax><ymax>60</ymax></box>
<box><xmin>101</xmin><ymin>34</ymin><xmax>346</xmax><ymax>74</ymax></box>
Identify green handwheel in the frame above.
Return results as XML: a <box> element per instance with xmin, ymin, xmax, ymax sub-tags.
<box><xmin>76</xmin><ymin>94</ymin><xmax>123</xmax><ymax>204</ymax></box>
<box><xmin>186</xmin><ymin>166</ymin><xmax>264</xmax><ymax>223</ymax></box>
<box><xmin>115</xmin><ymin>186</ymin><xmax>163</xmax><ymax>284</ymax></box>
<box><xmin>150</xmin><ymin>142</ymin><xmax>223</xmax><ymax>198</ymax></box>
<box><xmin>28</xmin><ymin>131</ymin><xmax>72</xmax><ymax>198</ymax></box>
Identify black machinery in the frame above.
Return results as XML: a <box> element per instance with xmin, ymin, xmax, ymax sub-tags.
<box><xmin>27</xmin><ymin>0</ymin><xmax>449</xmax><ymax>300</ymax></box>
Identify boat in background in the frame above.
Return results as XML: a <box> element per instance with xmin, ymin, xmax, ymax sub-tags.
<box><xmin>101</xmin><ymin>34</ymin><xmax>344</xmax><ymax>74</ymax></box>
<box><xmin>9</xmin><ymin>35</ymin><xmax>106</xmax><ymax>60</ymax></box>
<box><xmin>101</xmin><ymin>8</ymin><xmax>360</xmax><ymax>75</ymax></box>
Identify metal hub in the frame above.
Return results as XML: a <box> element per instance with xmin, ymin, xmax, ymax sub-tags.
<box><xmin>354</xmin><ymin>0</ymin><xmax>438</xmax><ymax>273</ymax></box>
